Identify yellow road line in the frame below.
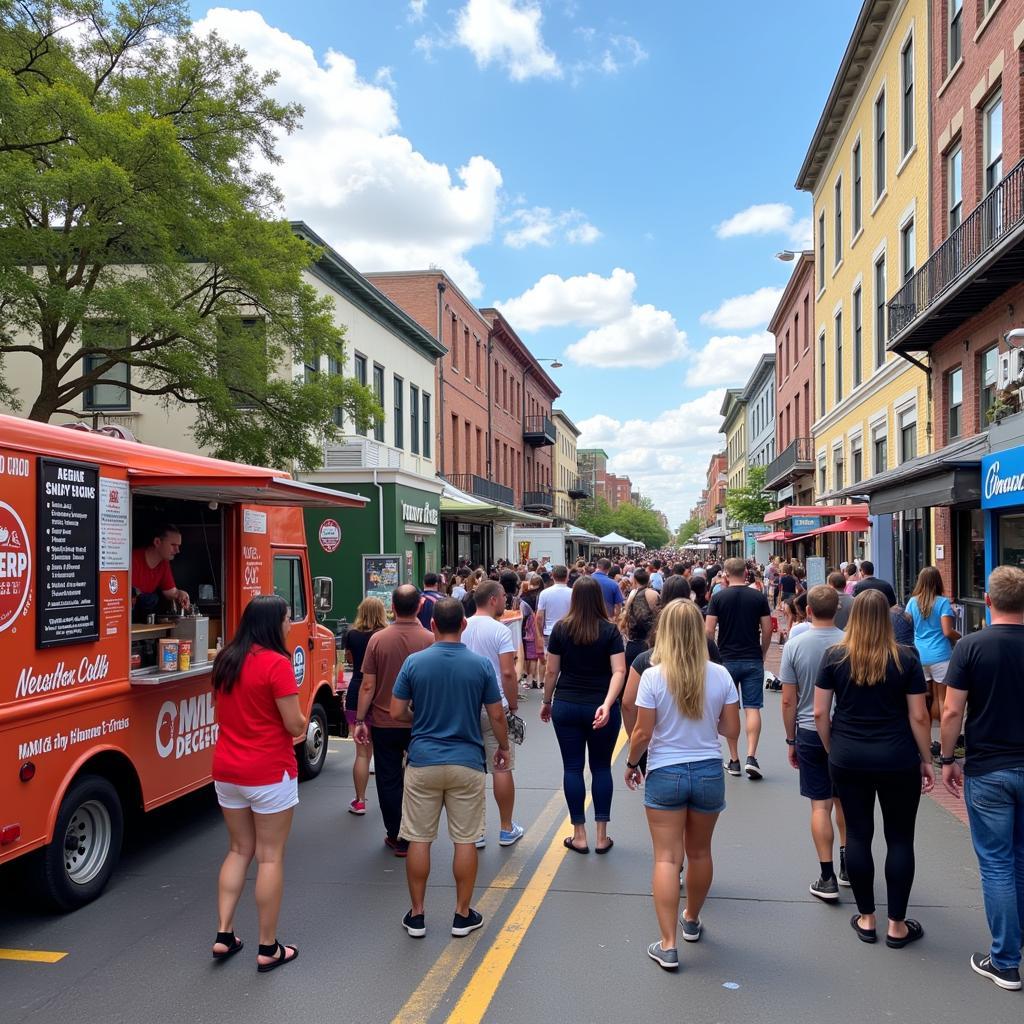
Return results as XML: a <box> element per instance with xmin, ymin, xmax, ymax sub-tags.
<box><xmin>391</xmin><ymin>792</ymin><xmax>565</xmax><ymax>1024</ymax></box>
<box><xmin>0</xmin><ymin>948</ymin><xmax>67</xmax><ymax>964</ymax></box>
<box><xmin>444</xmin><ymin>729</ymin><xmax>629</xmax><ymax>1024</ymax></box>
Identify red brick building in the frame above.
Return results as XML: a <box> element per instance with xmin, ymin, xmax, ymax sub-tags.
<box><xmin>606</xmin><ymin>473</ymin><xmax>634</xmax><ymax>510</ymax></box>
<box><xmin>868</xmin><ymin>1</ymin><xmax>1024</xmax><ymax>633</ymax></box>
<box><xmin>765</xmin><ymin>252</ymin><xmax>816</xmax><ymax>506</ymax></box>
<box><xmin>705</xmin><ymin>452</ymin><xmax>727</xmax><ymax>526</ymax></box>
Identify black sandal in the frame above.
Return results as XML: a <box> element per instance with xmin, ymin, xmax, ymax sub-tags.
<box><xmin>212</xmin><ymin>931</ymin><xmax>244</xmax><ymax>961</ymax></box>
<box><xmin>886</xmin><ymin>919</ymin><xmax>924</xmax><ymax>948</ymax></box>
<box><xmin>563</xmin><ymin>836</ymin><xmax>589</xmax><ymax>854</ymax></box>
<box><xmin>595</xmin><ymin>839</ymin><xmax>614</xmax><ymax>855</ymax></box>
<box><xmin>850</xmin><ymin>914</ymin><xmax>877</xmax><ymax>944</ymax></box>
<box><xmin>256</xmin><ymin>940</ymin><xmax>299</xmax><ymax>973</ymax></box>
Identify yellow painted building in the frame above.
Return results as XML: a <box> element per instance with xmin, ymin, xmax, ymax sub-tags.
<box><xmin>797</xmin><ymin>0</ymin><xmax>930</xmax><ymax>574</ymax></box>
<box><xmin>551</xmin><ymin>409</ymin><xmax>582</xmax><ymax>523</ymax></box>
<box><xmin>721</xmin><ymin>389</ymin><xmax>747</xmax><ymax>491</ymax></box>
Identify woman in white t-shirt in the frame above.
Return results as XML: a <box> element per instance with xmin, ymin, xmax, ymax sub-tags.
<box><xmin>624</xmin><ymin>599</ymin><xmax>740</xmax><ymax>970</ymax></box>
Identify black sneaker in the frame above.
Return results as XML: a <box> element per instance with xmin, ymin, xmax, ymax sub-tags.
<box><xmin>452</xmin><ymin>908</ymin><xmax>484</xmax><ymax>937</ymax></box>
<box><xmin>838</xmin><ymin>848</ymin><xmax>851</xmax><ymax>887</ymax></box>
<box><xmin>385</xmin><ymin>836</ymin><xmax>409</xmax><ymax>857</ymax></box>
<box><xmin>745</xmin><ymin>756</ymin><xmax>763</xmax><ymax>780</ymax></box>
<box><xmin>809</xmin><ymin>875</ymin><xmax>839</xmax><ymax>902</ymax></box>
<box><xmin>930</xmin><ymin>740</ymin><xmax>941</xmax><ymax>760</ymax></box>
<box><xmin>725</xmin><ymin>759</ymin><xmax>742</xmax><ymax>777</ymax></box>
<box><xmin>402</xmin><ymin>911</ymin><xmax>426</xmax><ymax>938</ymax></box>
<box><xmin>970</xmin><ymin>952</ymin><xmax>1022</xmax><ymax>990</ymax></box>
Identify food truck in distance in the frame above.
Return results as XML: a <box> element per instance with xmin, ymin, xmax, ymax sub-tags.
<box><xmin>0</xmin><ymin>413</ymin><xmax>366</xmax><ymax>909</ymax></box>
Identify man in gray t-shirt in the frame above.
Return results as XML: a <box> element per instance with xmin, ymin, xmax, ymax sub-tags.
<box><xmin>778</xmin><ymin>584</ymin><xmax>848</xmax><ymax>902</ymax></box>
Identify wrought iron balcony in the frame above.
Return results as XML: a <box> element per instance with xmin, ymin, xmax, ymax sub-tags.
<box><xmin>764</xmin><ymin>437</ymin><xmax>815</xmax><ymax>491</ymax></box>
<box><xmin>523</xmin><ymin>488</ymin><xmax>554</xmax><ymax>513</ymax></box>
<box><xmin>448</xmin><ymin>474</ymin><xmax>514</xmax><ymax>507</ymax></box>
<box><xmin>523</xmin><ymin>414</ymin><xmax>556</xmax><ymax>446</ymax></box>
<box><xmin>567</xmin><ymin>475</ymin><xmax>590</xmax><ymax>499</ymax></box>
<box><xmin>888</xmin><ymin>157</ymin><xmax>1024</xmax><ymax>352</ymax></box>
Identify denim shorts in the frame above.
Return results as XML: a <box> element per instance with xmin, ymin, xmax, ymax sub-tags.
<box><xmin>644</xmin><ymin>758</ymin><xmax>726</xmax><ymax>813</ymax></box>
<box><xmin>796</xmin><ymin>727</ymin><xmax>833</xmax><ymax>801</ymax></box>
<box><xmin>723</xmin><ymin>659</ymin><xmax>765</xmax><ymax>710</ymax></box>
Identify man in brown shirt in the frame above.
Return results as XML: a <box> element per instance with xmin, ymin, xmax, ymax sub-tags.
<box><xmin>355</xmin><ymin>584</ymin><xmax>434</xmax><ymax>855</ymax></box>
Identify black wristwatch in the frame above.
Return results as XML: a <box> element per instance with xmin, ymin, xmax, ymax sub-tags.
<box><xmin>626</xmin><ymin>759</ymin><xmax>642</xmax><ymax>770</ymax></box>
<box><xmin>939</xmin><ymin>755</ymin><xmax>957</xmax><ymax>766</ymax></box>
<box><xmin>785</xmin><ymin>738</ymin><xmax>797</xmax><ymax>746</ymax></box>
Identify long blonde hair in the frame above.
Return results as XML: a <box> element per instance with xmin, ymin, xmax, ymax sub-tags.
<box><xmin>353</xmin><ymin>596</ymin><xmax>387</xmax><ymax>632</ymax></box>
<box><xmin>651</xmin><ymin>599</ymin><xmax>708</xmax><ymax>719</ymax></box>
<box><xmin>910</xmin><ymin>565</ymin><xmax>943</xmax><ymax>620</ymax></box>
<box><xmin>837</xmin><ymin>589</ymin><xmax>901</xmax><ymax>686</ymax></box>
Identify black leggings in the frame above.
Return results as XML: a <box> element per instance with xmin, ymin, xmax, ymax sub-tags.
<box><xmin>830</xmin><ymin>763</ymin><xmax>922</xmax><ymax>921</ymax></box>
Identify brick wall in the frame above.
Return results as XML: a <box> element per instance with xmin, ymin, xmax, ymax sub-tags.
<box><xmin>772</xmin><ymin>256</ymin><xmax>816</xmax><ymax>454</ymax></box>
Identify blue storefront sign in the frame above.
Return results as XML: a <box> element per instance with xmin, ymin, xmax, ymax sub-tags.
<box><xmin>791</xmin><ymin>515</ymin><xmax>822</xmax><ymax>534</ymax></box>
<box><xmin>982</xmin><ymin>450</ymin><xmax>1024</xmax><ymax>509</ymax></box>
<box><xmin>743</xmin><ymin>523</ymin><xmax>771</xmax><ymax>558</ymax></box>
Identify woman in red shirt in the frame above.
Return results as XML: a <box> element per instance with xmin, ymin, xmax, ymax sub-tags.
<box><xmin>210</xmin><ymin>594</ymin><xmax>305</xmax><ymax>973</ymax></box>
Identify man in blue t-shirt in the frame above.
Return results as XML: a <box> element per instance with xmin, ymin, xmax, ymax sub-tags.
<box><xmin>593</xmin><ymin>557</ymin><xmax>624</xmax><ymax>618</ymax></box>
<box><xmin>391</xmin><ymin>597</ymin><xmax>509</xmax><ymax>941</ymax></box>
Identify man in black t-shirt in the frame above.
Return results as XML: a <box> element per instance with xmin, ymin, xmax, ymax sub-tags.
<box><xmin>705</xmin><ymin>558</ymin><xmax>772</xmax><ymax>781</ymax></box>
<box><xmin>941</xmin><ymin>566</ymin><xmax>1024</xmax><ymax>992</ymax></box>
<box><xmin>851</xmin><ymin>560</ymin><xmax>897</xmax><ymax>607</ymax></box>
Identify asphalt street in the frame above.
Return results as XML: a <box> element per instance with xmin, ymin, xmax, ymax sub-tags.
<box><xmin>1</xmin><ymin>670</ymin><xmax>1019</xmax><ymax>1024</ymax></box>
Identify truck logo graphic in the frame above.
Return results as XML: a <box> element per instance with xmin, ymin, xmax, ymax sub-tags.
<box><xmin>155</xmin><ymin>694</ymin><xmax>219</xmax><ymax>759</ymax></box>
<box><xmin>0</xmin><ymin>500</ymin><xmax>31</xmax><ymax>634</ymax></box>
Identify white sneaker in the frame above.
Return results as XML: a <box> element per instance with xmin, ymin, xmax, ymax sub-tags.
<box><xmin>474</xmin><ymin>835</ymin><xmax>486</xmax><ymax>849</ymax></box>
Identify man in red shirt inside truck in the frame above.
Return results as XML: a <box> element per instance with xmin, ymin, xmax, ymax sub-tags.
<box><xmin>131</xmin><ymin>523</ymin><xmax>191</xmax><ymax>617</ymax></box>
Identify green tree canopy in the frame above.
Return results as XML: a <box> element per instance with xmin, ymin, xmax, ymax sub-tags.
<box><xmin>676</xmin><ymin>514</ymin><xmax>701</xmax><ymax>545</ymax></box>
<box><xmin>576</xmin><ymin>496</ymin><xmax>614</xmax><ymax>538</ymax></box>
<box><xmin>724</xmin><ymin>464</ymin><xmax>774</xmax><ymax>526</ymax></box>
<box><xmin>0</xmin><ymin>0</ymin><xmax>379</xmax><ymax>467</ymax></box>
<box><xmin>612</xmin><ymin>501</ymin><xmax>669</xmax><ymax>550</ymax></box>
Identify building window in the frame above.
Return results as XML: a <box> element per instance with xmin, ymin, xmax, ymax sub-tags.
<box><xmin>981</xmin><ymin>345</ymin><xmax>999</xmax><ymax>422</ymax></box>
<box><xmin>328</xmin><ymin>355</ymin><xmax>343</xmax><ymax>427</ymax></box>
<box><xmin>872</xmin><ymin>423</ymin><xmax>888</xmax><ymax>474</ymax></box>
<box><xmin>948</xmin><ymin>366</ymin><xmax>962</xmax><ymax>440</ymax></box>
<box><xmin>852</xmin><ymin>141</ymin><xmax>862</xmax><ymax>235</ymax></box>
<box><xmin>422</xmin><ymin>392</ymin><xmax>431</xmax><ymax>459</ymax></box>
<box><xmin>984</xmin><ymin>89</ymin><xmax>1003</xmax><ymax>194</ymax></box>
<box><xmin>948</xmin><ymin>0</ymin><xmax>962</xmax><ymax>69</ymax></box>
<box><xmin>450</xmin><ymin>314</ymin><xmax>458</xmax><ymax>368</ymax></box>
<box><xmin>817</xmin><ymin>211</ymin><xmax>825</xmax><ymax>290</ymax></box>
<box><xmin>834</xmin><ymin>177</ymin><xmax>843</xmax><ymax>265</ymax></box>
<box><xmin>372</xmin><ymin>363</ymin><xmax>385</xmax><ymax>442</ymax></box>
<box><xmin>874</xmin><ymin>255</ymin><xmax>886</xmax><ymax>366</ymax></box>
<box><xmin>353</xmin><ymin>353</ymin><xmax>368</xmax><ymax>435</ymax></box>
<box><xmin>947</xmin><ymin>144</ymin><xmax>962</xmax><ymax>232</ymax></box>
<box><xmin>834</xmin><ymin>310</ymin><xmax>843</xmax><ymax>402</ymax></box>
<box><xmin>818</xmin><ymin>330</ymin><xmax>827</xmax><ymax>416</ymax></box>
<box><xmin>901</xmin><ymin>35</ymin><xmax>914</xmax><ymax>157</ymax></box>
<box><xmin>852</xmin><ymin>286</ymin><xmax>863</xmax><ymax>388</ymax></box>
<box><xmin>410</xmin><ymin>384</ymin><xmax>420</xmax><ymax>454</ymax></box>
<box><xmin>833</xmin><ymin>447</ymin><xmax>845</xmax><ymax>491</ymax></box>
<box><xmin>216</xmin><ymin>317</ymin><xmax>267</xmax><ymax>411</ymax></box>
<box><xmin>463</xmin><ymin>328</ymin><xmax>470</xmax><ymax>379</ymax></box>
<box><xmin>901</xmin><ymin>217</ymin><xmax>915</xmax><ymax>284</ymax></box>
<box><xmin>874</xmin><ymin>89</ymin><xmax>886</xmax><ymax>199</ymax></box>
<box><xmin>818</xmin><ymin>457</ymin><xmax>827</xmax><ymax>493</ymax></box>
<box><xmin>851</xmin><ymin>436</ymin><xmax>863</xmax><ymax>484</ymax></box>
<box><xmin>303</xmin><ymin>350</ymin><xmax>320</xmax><ymax>386</ymax></box>
<box><xmin>393</xmin><ymin>375</ymin><xmax>404</xmax><ymax>450</ymax></box>
<box><xmin>899</xmin><ymin>408</ymin><xmax>917</xmax><ymax>463</ymax></box>
<box><xmin>83</xmin><ymin>321</ymin><xmax>131</xmax><ymax>410</ymax></box>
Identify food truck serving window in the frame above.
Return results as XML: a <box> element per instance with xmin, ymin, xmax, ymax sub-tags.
<box><xmin>273</xmin><ymin>556</ymin><xmax>306</xmax><ymax>620</ymax></box>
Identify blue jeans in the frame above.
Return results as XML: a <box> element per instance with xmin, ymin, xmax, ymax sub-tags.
<box><xmin>722</xmin><ymin>659</ymin><xmax>765</xmax><ymax>710</ymax></box>
<box><xmin>965</xmin><ymin>767</ymin><xmax>1024</xmax><ymax>970</ymax></box>
<box><xmin>551</xmin><ymin>700</ymin><xmax>621</xmax><ymax>824</ymax></box>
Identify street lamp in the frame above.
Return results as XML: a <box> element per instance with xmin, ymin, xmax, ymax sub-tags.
<box><xmin>775</xmin><ymin>250</ymin><xmax>798</xmax><ymax>262</ymax></box>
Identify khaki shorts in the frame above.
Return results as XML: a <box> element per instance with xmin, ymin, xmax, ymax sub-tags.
<box><xmin>399</xmin><ymin>764</ymin><xmax>486</xmax><ymax>845</ymax></box>
<box><xmin>481</xmin><ymin>709</ymin><xmax>515</xmax><ymax>773</ymax></box>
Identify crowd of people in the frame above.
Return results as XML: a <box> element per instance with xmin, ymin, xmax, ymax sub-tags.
<box><xmin>201</xmin><ymin>548</ymin><xmax>1023</xmax><ymax>994</ymax></box>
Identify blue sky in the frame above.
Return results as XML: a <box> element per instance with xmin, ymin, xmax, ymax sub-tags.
<box><xmin>190</xmin><ymin>0</ymin><xmax>859</xmax><ymax>526</ymax></box>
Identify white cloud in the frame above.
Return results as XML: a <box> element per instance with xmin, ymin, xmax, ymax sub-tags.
<box><xmin>194</xmin><ymin>8</ymin><xmax>503</xmax><ymax>297</ymax></box>
<box><xmin>700</xmin><ymin>286</ymin><xmax>783</xmax><ymax>330</ymax></box>
<box><xmin>455</xmin><ymin>0</ymin><xmax>561</xmax><ymax>81</ymax></box>
<box><xmin>715</xmin><ymin>202</ymin><xmax>812</xmax><ymax>248</ymax></box>
<box><xmin>408</xmin><ymin>0</ymin><xmax>427</xmax><ymax>22</ymax></box>
<box><xmin>502</xmin><ymin>206</ymin><xmax>601</xmax><ymax>248</ymax></box>
<box><xmin>570</xmin><ymin>32</ymin><xmax>648</xmax><ymax>81</ymax></box>
<box><xmin>684</xmin><ymin>332</ymin><xmax>774</xmax><ymax>387</ymax></box>
<box><xmin>566</xmin><ymin>304</ymin><xmax>688</xmax><ymax>369</ymax></box>
<box><xmin>497</xmin><ymin>268</ymin><xmax>635</xmax><ymax>330</ymax></box>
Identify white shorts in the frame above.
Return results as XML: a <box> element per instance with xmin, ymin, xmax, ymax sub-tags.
<box><xmin>923</xmin><ymin>660</ymin><xmax>950</xmax><ymax>684</ymax></box>
<box><xmin>215</xmin><ymin>771</ymin><xmax>299</xmax><ymax>814</ymax></box>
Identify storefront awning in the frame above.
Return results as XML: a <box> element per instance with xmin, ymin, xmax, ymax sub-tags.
<box><xmin>764</xmin><ymin>503</ymin><xmax>869</xmax><ymax>524</ymax></box>
<box><xmin>128</xmin><ymin>472</ymin><xmax>368</xmax><ymax>507</ymax></box>
<box><xmin>799</xmin><ymin>517</ymin><xmax>872</xmax><ymax>538</ymax></box>
<box><xmin>758</xmin><ymin>531</ymin><xmax>794</xmax><ymax>542</ymax></box>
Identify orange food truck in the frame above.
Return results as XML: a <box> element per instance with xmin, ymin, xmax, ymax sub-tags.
<box><xmin>0</xmin><ymin>412</ymin><xmax>366</xmax><ymax>909</ymax></box>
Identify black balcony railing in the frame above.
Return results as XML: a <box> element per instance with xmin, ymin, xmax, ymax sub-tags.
<box><xmin>523</xmin><ymin>488</ymin><xmax>554</xmax><ymax>513</ymax></box>
<box><xmin>764</xmin><ymin>437</ymin><xmax>815</xmax><ymax>490</ymax></box>
<box><xmin>888</xmin><ymin>157</ymin><xmax>1024</xmax><ymax>348</ymax></box>
<box><xmin>448</xmin><ymin>474</ymin><xmax>514</xmax><ymax>507</ymax></box>
<box><xmin>523</xmin><ymin>414</ymin><xmax>556</xmax><ymax>446</ymax></box>
<box><xmin>567</xmin><ymin>475</ymin><xmax>590</xmax><ymax>499</ymax></box>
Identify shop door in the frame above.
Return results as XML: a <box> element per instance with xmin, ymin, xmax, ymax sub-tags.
<box><xmin>896</xmin><ymin>509</ymin><xmax>929</xmax><ymax>605</ymax></box>
<box><xmin>273</xmin><ymin>551</ymin><xmax>313</xmax><ymax>695</ymax></box>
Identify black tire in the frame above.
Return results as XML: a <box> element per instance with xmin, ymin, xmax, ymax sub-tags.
<box><xmin>31</xmin><ymin>775</ymin><xmax>124</xmax><ymax>912</ymax></box>
<box><xmin>297</xmin><ymin>703</ymin><xmax>329</xmax><ymax>781</ymax></box>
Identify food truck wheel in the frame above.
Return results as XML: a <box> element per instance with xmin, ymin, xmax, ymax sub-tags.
<box><xmin>297</xmin><ymin>703</ymin><xmax>329</xmax><ymax>781</ymax></box>
<box><xmin>35</xmin><ymin>775</ymin><xmax>124</xmax><ymax>911</ymax></box>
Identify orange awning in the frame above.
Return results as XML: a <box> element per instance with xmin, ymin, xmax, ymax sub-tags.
<box><xmin>128</xmin><ymin>472</ymin><xmax>367</xmax><ymax>508</ymax></box>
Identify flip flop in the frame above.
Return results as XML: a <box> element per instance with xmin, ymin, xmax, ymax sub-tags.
<box><xmin>563</xmin><ymin>836</ymin><xmax>589</xmax><ymax>854</ymax></box>
<box><xmin>850</xmin><ymin>914</ymin><xmax>877</xmax><ymax>944</ymax></box>
<box><xmin>886</xmin><ymin>919</ymin><xmax>924</xmax><ymax>949</ymax></box>
<box><xmin>257</xmin><ymin>940</ymin><xmax>299</xmax><ymax>973</ymax></box>
<box><xmin>212</xmin><ymin>932</ymin><xmax>244</xmax><ymax>961</ymax></box>
<box><xmin>595</xmin><ymin>839</ymin><xmax>615</xmax><ymax>855</ymax></box>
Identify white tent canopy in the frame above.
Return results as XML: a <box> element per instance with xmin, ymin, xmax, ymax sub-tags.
<box><xmin>598</xmin><ymin>532</ymin><xmax>644</xmax><ymax>549</ymax></box>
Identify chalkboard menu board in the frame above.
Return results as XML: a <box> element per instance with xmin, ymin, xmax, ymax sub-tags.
<box><xmin>37</xmin><ymin>457</ymin><xmax>100</xmax><ymax>647</ymax></box>
<box><xmin>363</xmin><ymin>554</ymin><xmax>401</xmax><ymax>609</ymax></box>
